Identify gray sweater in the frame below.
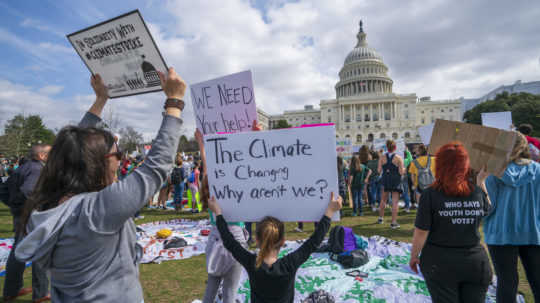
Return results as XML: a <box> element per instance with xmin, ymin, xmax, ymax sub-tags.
<box><xmin>15</xmin><ymin>112</ymin><xmax>182</xmax><ymax>302</ymax></box>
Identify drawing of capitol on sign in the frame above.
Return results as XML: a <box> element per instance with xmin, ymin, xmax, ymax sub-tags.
<box><xmin>141</xmin><ymin>55</ymin><xmax>161</xmax><ymax>87</ymax></box>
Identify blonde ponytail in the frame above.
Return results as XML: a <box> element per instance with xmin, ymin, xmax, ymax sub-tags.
<box><xmin>255</xmin><ymin>216</ymin><xmax>285</xmax><ymax>268</ymax></box>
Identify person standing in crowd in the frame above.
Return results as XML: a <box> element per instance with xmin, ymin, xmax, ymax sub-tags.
<box><xmin>3</xmin><ymin>144</ymin><xmax>51</xmax><ymax>302</ymax></box>
<box><xmin>171</xmin><ymin>153</ymin><xmax>185</xmax><ymax>211</ymax></box>
<box><xmin>188</xmin><ymin>161</ymin><xmax>201</xmax><ymax>213</ymax></box>
<box><xmin>208</xmin><ymin>192</ymin><xmax>342</xmax><ymax>303</ymax></box>
<box><xmin>157</xmin><ymin>173</ymin><xmax>172</xmax><ymax>209</ymax></box>
<box><xmin>483</xmin><ymin>133</ymin><xmax>540</xmax><ymax>302</ymax></box>
<box><xmin>410</xmin><ymin>142</ymin><xmax>493</xmax><ymax>302</ymax></box>
<box><xmin>348</xmin><ymin>154</ymin><xmax>371</xmax><ymax>216</ymax></box>
<box><xmin>409</xmin><ymin>144</ymin><xmax>436</xmax><ymax>207</ymax></box>
<box><xmin>517</xmin><ymin>124</ymin><xmax>540</xmax><ymax>162</ymax></box>
<box><xmin>378</xmin><ymin>140</ymin><xmax>405</xmax><ymax>228</ymax></box>
<box><xmin>367</xmin><ymin>151</ymin><xmax>381</xmax><ymax>212</ymax></box>
<box><xmin>14</xmin><ymin>69</ymin><xmax>185</xmax><ymax>302</ymax></box>
<box><xmin>401</xmin><ymin>148</ymin><xmax>413</xmax><ymax>212</ymax></box>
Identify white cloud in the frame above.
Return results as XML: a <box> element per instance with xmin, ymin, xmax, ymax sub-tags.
<box><xmin>20</xmin><ymin>18</ymin><xmax>64</xmax><ymax>37</ymax></box>
<box><xmin>38</xmin><ymin>85</ymin><xmax>64</xmax><ymax>95</ymax></box>
<box><xmin>2</xmin><ymin>0</ymin><xmax>540</xmax><ymax>140</ymax></box>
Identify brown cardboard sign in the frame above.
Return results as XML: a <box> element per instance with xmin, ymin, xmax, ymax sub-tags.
<box><xmin>428</xmin><ymin>119</ymin><xmax>516</xmax><ymax>177</ymax></box>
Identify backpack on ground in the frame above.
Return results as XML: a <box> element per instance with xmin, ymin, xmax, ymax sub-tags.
<box><xmin>170</xmin><ymin>167</ymin><xmax>184</xmax><ymax>185</ymax></box>
<box><xmin>301</xmin><ymin>290</ymin><xmax>336</xmax><ymax>303</ymax></box>
<box><xmin>330</xmin><ymin>249</ymin><xmax>370</xmax><ymax>269</ymax></box>
<box><xmin>327</xmin><ymin>226</ymin><xmax>357</xmax><ymax>254</ymax></box>
<box><xmin>413</xmin><ymin>157</ymin><xmax>435</xmax><ymax>190</ymax></box>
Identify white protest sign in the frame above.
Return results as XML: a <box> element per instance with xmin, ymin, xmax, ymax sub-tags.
<box><xmin>418</xmin><ymin>123</ymin><xmax>435</xmax><ymax>145</ymax></box>
<box><xmin>205</xmin><ymin>125</ymin><xmax>339</xmax><ymax>222</ymax></box>
<box><xmin>190</xmin><ymin>71</ymin><xmax>257</xmax><ymax>135</ymax></box>
<box><xmin>372</xmin><ymin>138</ymin><xmax>405</xmax><ymax>155</ymax></box>
<box><xmin>481</xmin><ymin>111</ymin><xmax>513</xmax><ymax>130</ymax></box>
<box><xmin>67</xmin><ymin>10</ymin><xmax>167</xmax><ymax>98</ymax></box>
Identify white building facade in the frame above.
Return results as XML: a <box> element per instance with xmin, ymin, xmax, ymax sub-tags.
<box><xmin>259</xmin><ymin>21</ymin><xmax>462</xmax><ymax>144</ymax></box>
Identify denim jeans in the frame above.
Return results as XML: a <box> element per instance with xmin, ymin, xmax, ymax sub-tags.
<box><xmin>173</xmin><ymin>182</ymin><xmax>185</xmax><ymax>205</ymax></box>
<box><xmin>352</xmin><ymin>187</ymin><xmax>364</xmax><ymax>215</ymax></box>
<box><xmin>368</xmin><ymin>179</ymin><xmax>381</xmax><ymax>207</ymax></box>
<box><xmin>401</xmin><ymin>176</ymin><xmax>411</xmax><ymax>209</ymax></box>
<box><xmin>3</xmin><ymin>216</ymin><xmax>49</xmax><ymax>300</ymax></box>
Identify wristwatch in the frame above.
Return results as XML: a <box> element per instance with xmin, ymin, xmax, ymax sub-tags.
<box><xmin>164</xmin><ymin>98</ymin><xmax>185</xmax><ymax>111</ymax></box>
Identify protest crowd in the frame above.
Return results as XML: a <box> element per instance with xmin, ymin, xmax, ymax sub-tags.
<box><xmin>0</xmin><ymin>68</ymin><xmax>538</xmax><ymax>303</ymax></box>
<box><xmin>1</xmin><ymin>11</ymin><xmax>540</xmax><ymax>303</ymax></box>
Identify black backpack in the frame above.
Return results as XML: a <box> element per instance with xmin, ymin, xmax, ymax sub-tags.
<box><xmin>327</xmin><ymin>226</ymin><xmax>345</xmax><ymax>254</ymax></box>
<box><xmin>331</xmin><ymin>249</ymin><xmax>369</xmax><ymax>269</ymax></box>
<box><xmin>170</xmin><ymin>167</ymin><xmax>184</xmax><ymax>185</ymax></box>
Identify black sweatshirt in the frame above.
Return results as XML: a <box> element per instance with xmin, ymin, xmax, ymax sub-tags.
<box><xmin>216</xmin><ymin>214</ymin><xmax>331</xmax><ymax>303</ymax></box>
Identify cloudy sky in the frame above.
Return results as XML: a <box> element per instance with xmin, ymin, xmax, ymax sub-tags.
<box><xmin>0</xmin><ymin>0</ymin><xmax>539</xmax><ymax>140</ymax></box>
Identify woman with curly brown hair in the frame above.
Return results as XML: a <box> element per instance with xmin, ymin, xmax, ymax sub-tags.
<box><xmin>410</xmin><ymin>142</ymin><xmax>492</xmax><ymax>302</ymax></box>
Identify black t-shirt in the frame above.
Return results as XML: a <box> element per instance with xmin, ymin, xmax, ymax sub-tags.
<box><xmin>217</xmin><ymin>215</ymin><xmax>331</xmax><ymax>303</ymax></box>
<box><xmin>415</xmin><ymin>185</ymin><xmax>491</xmax><ymax>248</ymax></box>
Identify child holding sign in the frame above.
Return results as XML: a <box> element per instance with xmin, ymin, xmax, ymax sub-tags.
<box><xmin>208</xmin><ymin>193</ymin><xmax>342</xmax><ymax>303</ymax></box>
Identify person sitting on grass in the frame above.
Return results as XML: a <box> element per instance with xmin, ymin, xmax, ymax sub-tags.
<box><xmin>208</xmin><ymin>192</ymin><xmax>342</xmax><ymax>303</ymax></box>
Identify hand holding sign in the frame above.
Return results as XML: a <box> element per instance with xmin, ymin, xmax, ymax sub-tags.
<box><xmin>158</xmin><ymin>67</ymin><xmax>186</xmax><ymax>100</ymax></box>
<box><xmin>325</xmin><ymin>192</ymin><xmax>343</xmax><ymax>218</ymax></box>
<box><xmin>91</xmin><ymin>74</ymin><xmax>109</xmax><ymax>101</ymax></box>
<box><xmin>208</xmin><ymin>196</ymin><xmax>222</xmax><ymax>216</ymax></box>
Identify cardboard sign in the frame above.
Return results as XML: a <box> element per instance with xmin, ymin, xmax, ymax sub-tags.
<box><xmin>205</xmin><ymin>125</ymin><xmax>339</xmax><ymax>222</ymax></box>
<box><xmin>190</xmin><ymin>71</ymin><xmax>257</xmax><ymax>135</ymax></box>
<box><xmin>481</xmin><ymin>111</ymin><xmax>513</xmax><ymax>131</ymax></box>
<box><xmin>418</xmin><ymin>123</ymin><xmax>435</xmax><ymax>146</ymax></box>
<box><xmin>67</xmin><ymin>10</ymin><xmax>167</xmax><ymax>98</ymax></box>
<box><xmin>428</xmin><ymin>119</ymin><xmax>516</xmax><ymax>176</ymax></box>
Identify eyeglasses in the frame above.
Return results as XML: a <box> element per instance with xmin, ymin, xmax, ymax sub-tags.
<box><xmin>105</xmin><ymin>143</ymin><xmax>122</xmax><ymax>161</ymax></box>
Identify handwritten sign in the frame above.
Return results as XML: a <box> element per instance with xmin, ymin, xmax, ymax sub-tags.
<box><xmin>205</xmin><ymin>125</ymin><xmax>339</xmax><ymax>222</ymax></box>
<box><xmin>481</xmin><ymin>111</ymin><xmax>513</xmax><ymax>131</ymax></box>
<box><xmin>67</xmin><ymin>10</ymin><xmax>167</xmax><ymax>98</ymax></box>
<box><xmin>190</xmin><ymin>71</ymin><xmax>257</xmax><ymax>135</ymax></box>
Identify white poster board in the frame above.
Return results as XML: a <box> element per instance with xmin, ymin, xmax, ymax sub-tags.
<box><xmin>336</xmin><ymin>139</ymin><xmax>352</xmax><ymax>157</ymax></box>
<box><xmin>372</xmin><ymin>138</ymin><xmax>405</xmax><ymax>156</ymax></box>
<box><xmin>67</xmin><ymin>10</ymin><xmax>167</xmax><ymax>98</ymax></box>
<box><xmin>481</xmin><ymin>112</ymin><xmax>513</xmax><ymax>130</ymax></box>
<box><xmin>190</xmin><ymin>71</ymin><xmax>257</xmax><ymax>135</ymax></box>
<box><xmin>418</xmin><ymin>123</ymin><xmax>435</xmax><ymax>145</ymax></box>
<box><xmin>205</xmin><ymin>125</ymin><xmax>339</xmax><ymax>222</ymax></box>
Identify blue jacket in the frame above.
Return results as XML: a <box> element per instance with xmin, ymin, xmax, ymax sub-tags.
<box><xmin>483</xmin><ymin>161</ymin><xmax>540</xmax><ymax>245</ymax></box>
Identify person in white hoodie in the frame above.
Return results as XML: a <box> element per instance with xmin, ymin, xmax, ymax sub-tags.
<box><xmin>15</xmin><ymin>69</ymin><xmax>186</xmax><ymax>303</ymax></box>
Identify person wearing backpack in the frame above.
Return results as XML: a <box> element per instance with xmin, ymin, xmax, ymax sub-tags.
<box><xmin>171</xmin><ymin>153</ymin><xmax>185</xmax><ymax>211</ymax></box>
<box><xmin>409</xmin><ymin>144</ymin><xmax>436</xmax><ymax>204</ymax></box>
<box><xmin>378</xmin><ymin>140</ymin><xmax>405</xmax><ymax>228</ymax></box>
<box><xmin>348</xmin><ymin>155</ymin><xmax>371</xmax><ymax>216</ymax></box>
<box><xmin>3</xmin><ymin>144</ymin><xmax>51</xmax><ymax>303</ymax></box>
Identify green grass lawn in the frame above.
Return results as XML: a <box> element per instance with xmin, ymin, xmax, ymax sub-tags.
<box><xmin>0</xmin><ymin>203</ymin><xmax>533</xmax><ymax>302</ymax></box>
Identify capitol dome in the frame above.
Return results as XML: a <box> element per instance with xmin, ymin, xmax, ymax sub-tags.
<box><xmin>336</xmin><ymin>21</ymin><xmax>393</xmax><ymax>98</ymax></box>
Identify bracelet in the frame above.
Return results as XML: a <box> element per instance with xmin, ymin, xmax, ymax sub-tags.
<box><xmin>164</xmin><ymin>98</ymin><xmax>185</xmax><ymax>111</ymax></box>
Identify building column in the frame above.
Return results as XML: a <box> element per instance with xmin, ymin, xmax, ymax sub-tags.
<box><xmin>361</xmin><ymin>104</ymin><xmax>364</xmax><ymax>122</ymax></box>
<box><xmin>370</xmin><ymin>104</ymin><xmax>373</xmax><ymax>121</ymax></box>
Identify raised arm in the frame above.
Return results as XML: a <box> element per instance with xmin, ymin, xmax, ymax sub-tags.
<box><xmin>209</xmin><ymin>197</ymin><xmax>254</xmax><ymax>269</ymax></box>
<box><xmin>78</xmin><ymin>75</ymin><xmax>109</xmax><ymax>128</ymax></box>
<box><xmin>89</xmin><ymin>68</ymin><xmax>186</xmax><ymax>232</ymax></box>
<box><xmin>194</xmin><ymin>129</ymin><xmax>207</xmax><ymax>177</ymax></box>
<box><xmin>285</xmin><ymin>192</ymin><xmax>342</xmax><ymax>269</ymax></box>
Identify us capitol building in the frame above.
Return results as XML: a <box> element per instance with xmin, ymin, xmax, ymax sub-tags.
<box><xmin>257</xmin><ymin>21</ymin><xmax>462</xmax><ymax>145</ymax></box>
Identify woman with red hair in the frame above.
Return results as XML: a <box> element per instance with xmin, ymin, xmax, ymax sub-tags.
<box><xmin>410</xmin><ymin>142</ymin><xmax>492</xmax><ymax>302</ymax></box>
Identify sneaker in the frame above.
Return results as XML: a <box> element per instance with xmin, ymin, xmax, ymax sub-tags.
<box><xmin>390</xmin><ymin>222</ymin><xmax>400</xmax><ymax>229</ymax></box>
<box><xmin>404</xmin><ymin>208</ymin><xmax>410</xmax><ymax>213</ymax></box>
<box><xmin>352</xmin><ymin>212</ymin><xmax>357</xmax><ymax>217</ymax></box>
<box><xmin>294</xmin><ymin>227</ymin><xmax>304</xmax><ymax>233</ymax></box>
<box><xmin>359</xmin><ymin>212</ymin><xmax>364</xmax><ymax>217</ymax></box>
<box><xmin>372</xmin><ymin>207</ymin><xmax>378</xmax><ymax>212</ymax></box>
<box><xmin>377</xmin><ymin>217</ymin><xmax>384</xmax><ymax>224</ymax></box>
